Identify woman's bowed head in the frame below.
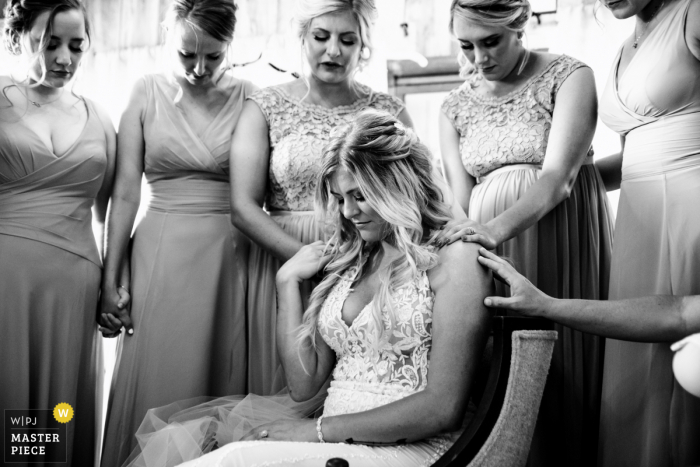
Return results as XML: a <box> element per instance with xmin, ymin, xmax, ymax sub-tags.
<box><xmin>288</xmin><ymin>109</ymin><xmax>455</xmax><ymax>354</ymax></box>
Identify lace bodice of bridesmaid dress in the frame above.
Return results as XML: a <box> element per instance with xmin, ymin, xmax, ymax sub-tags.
<box><xmin>441</xmin><ymin>55</ymin><xmax>587</xmax><ymax>178</ymax></box>
<box><xmin>249</xmin><ymin>84</ymin><xmax>404</xmax><ymax>211</ymax></box>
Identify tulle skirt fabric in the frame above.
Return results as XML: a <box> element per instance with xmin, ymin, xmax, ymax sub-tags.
<box><xmin>469</xmin><ymin>163</ymin><xmax>614</xmax><ymax>467</ymax></box>
<box><xmin>101</xmin><ymin>207</ymin><xmax>249</xmax><ymax>467</ymax></box>
<box><xmin>599</xmin><ymin>160</ymin><xmax>700</xmax><ymax>467</ymax></box>
<box><xmin>123</xmin><ymin>390</ymin><xmax>327</xmax><ymax>467</ymax></box>
<box><xmin>0</xmin><ymin>236</ymin><xmax>101</xmax><ymax>467</ymax></box>
<box><xmin>246</xmin><ymin>211</ymin><xmax>324</xmax><ymax>396</ymax></box>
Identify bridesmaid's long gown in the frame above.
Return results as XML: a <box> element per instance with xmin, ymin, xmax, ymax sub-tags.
<box><xmin>442</xmin><ymin>55</ymin><xmax>615</xmax><ymax>467</ymax></box>
<box><xmin>598</xmin><ymin>0</ymin><xmax>700</xmax><ymax>465</ymax></box>
<box><xmin>0</xmin><ymin>98</ymin><xmax>107</xmax><ymax>466</ymax></box>
<box><xmin>101</xmin><ymin>74</ymin><xmax>255</xmax><ymax>467</ymax></box>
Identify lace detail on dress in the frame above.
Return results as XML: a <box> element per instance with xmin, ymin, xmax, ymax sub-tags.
<box><xmin>249</xmin><ymin>84</ymin><xmax>405</xmax><ymax>211</ymax></box>
<box><xmin>441</xmin><ymin>55</ymin><xmax>587</xmax><ymax>178</ymax></box>
<box><xmin>316</xmin><ymin>266</ymin><xmax>454</xmax><ymax>461</ymax></box>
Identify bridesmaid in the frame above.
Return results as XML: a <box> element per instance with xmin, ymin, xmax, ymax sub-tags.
<box><xmin>99</xmin><ymin>1</ymin><xmax>255</xmax><ymax>465</ymax></box>
<box><xmin>0</xmin><ymin>0</ymin><xmax>116</xmax><ymax>465</ymax></box>
<box><xmin>230</xmin><ymin>0</ymin><xmax>413</xmax><ymax>396</ymax></box>
<box><xmin>595</xmin><ymin>0</ymin><xmax>700</xmax><ymax>465</ymax></box>
<box><xmin>437</xmin><ymin>0</ymin><xmax>614</xmax><ymax>466</ymax></box>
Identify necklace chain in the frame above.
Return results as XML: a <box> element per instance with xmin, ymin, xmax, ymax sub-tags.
<box><xmin>19</xmin><ymin>87</ymin><xmax>65</xmax><ymax>108</ymax></box>
<box><xmin>633</xmin><ymin>0</ymin><xmax>666</xmax><ymax>48</ymax></box>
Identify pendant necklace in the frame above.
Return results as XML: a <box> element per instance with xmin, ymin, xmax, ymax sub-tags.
<box><xmin>633</xmin><ymin>0</ymin><xmax>666</xmax><ymax>48</ymax></box>
<box><xmin>21</xmin><ymin>87</ymin><xmax>65</xmax><ymax>107</ymax></box>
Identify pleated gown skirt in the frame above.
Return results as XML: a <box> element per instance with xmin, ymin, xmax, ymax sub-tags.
<box><xmin>101</xmin><ymin>180</ymin><xmax>249</xmax><ymax>467</ymax></box>
<box><xmin>0</xmin><ymin>236</ymin><xmax>102</xmax><ymax>467</ymax></box>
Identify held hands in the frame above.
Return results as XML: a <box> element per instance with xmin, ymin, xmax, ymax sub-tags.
<box><xmin>433</xmin><ymin>219</ymin><xmax>500</xmax><ymax>250</ymax></box>
<box><xmin>241</xmin><ymin>419</ymin><xmax>318</xmax><ymax>442</ymax></box>
<box><xmin>477</xmin><ymin>248</ymin><xmax>551</xmax><ymax>316</ymax></box>
<box><xmin>277</xmin><ymin>241</ymin><xmax>333</xmax><ymax>284</ymax></box>
<box><xmin>98</xmin><ymin>285</ymin><xmax>133</xmax><ymax>337</ymax></box>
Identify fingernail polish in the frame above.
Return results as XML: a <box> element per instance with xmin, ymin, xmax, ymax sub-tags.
<box><xmin>128</xmin><ymin>329</ymin><xmax>134</xmax><ymax>335</ymax></box>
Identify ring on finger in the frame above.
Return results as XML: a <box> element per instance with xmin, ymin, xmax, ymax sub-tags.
<box><xmin>259</xmin><ymin>429</ymin><xmax>269</xmax><ymax>439</ymax></box>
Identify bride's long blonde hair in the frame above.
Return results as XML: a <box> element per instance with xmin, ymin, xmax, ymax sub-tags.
<box><xmin>296</xmin><ymin>110</ymin><xmax>453</xmax><ymax>355</ymax></box>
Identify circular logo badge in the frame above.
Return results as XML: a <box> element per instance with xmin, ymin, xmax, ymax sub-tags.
<box><xmin>53</xmin><ymin>403</ymin><xmax>74</xmax><ymax>423</ymax></box>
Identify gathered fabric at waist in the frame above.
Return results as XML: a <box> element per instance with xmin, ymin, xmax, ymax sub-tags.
<box><xmin>148</xmin><ymin>179</ymin><xmax>230</xmax><ymax>214</ymax></box>
<box><xmin>476</xmin><ymin>153</ymin><xmax>595</xmax><ymax>184</ymax></box>
<box><xmin>622</xmin><ymin>112</ymin><xmax>700</xmax><ymax>181</ymax></box>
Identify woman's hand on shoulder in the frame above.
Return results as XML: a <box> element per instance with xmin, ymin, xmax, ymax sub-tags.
<box><xmin>433</xmin><ymin>218</ymin><xmax>501</xmax><ymax>250</ymax></box>
<box><xmin>277</xmin><ymin>241</ymin><xmax>333</xmax><ymax>284</ymax></box>
<box><xmin>241</xmin><ymin>419</ymin><xmax>317</xmax><ymax>443</ymax></box>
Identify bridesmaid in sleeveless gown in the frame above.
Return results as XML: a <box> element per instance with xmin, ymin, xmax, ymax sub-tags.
<box><xmin>0</xmin><ymin>3</ymin><xmax>116</xmax><ymax>466</ymax></box>
<box><xmin>230</xmin><ymin>0</ymin><xmax>411</xmax><ymax>396</ymax></box>
<box><xmin>439</xmin><ymin>2</ymin><xmax>614</xmax><ymax>466</ymax></box>
<box><xmin>99</xmin><ymin>3</ymin><xmax>255</xmax><ymax>466</ymax></box>
<box><xmin>597</xmin><ymin>0</ymin><xmax>700</xmax><ymax>464</ymax></box>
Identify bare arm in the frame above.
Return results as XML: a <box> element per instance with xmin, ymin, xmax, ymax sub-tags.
<box><xmin>594</xmin><ymin>136</ymin><xmax>624</xmax><ymax>191</ymax></box>
<box><xmin>91</xmin><ymin>101</ymin><xmax>117</xmax><ymax>258</ymax></box>
<box><xmin>100</xmin><ymin>78</ymin><xmax>148</xmax><ymax>334</ymax></box>
<box><xmin>229</xmin><ymin>100</ymin><xmax>304</xmax><ymax>262</ymax></box>
<box><xmin>320</xmin><ymin>242</ymin><xmax>492</xmax><ymax>443</ymax></box>
<box><xmin>686</xmin><ymin>0</ymin><xmax>700</xmax><ymax>62</ymax></box>
<box><xmin>439</xmin><ymin>111</ymin><xmax>476</xmax><ymax>215</ymax></box>
<box><xmin>275</xmin><ymin>242</ymin><xmax>336</xmax><ymax>401</ymax></box>
<box><xmin>478</xmin><ymin>248</ymin><xmax>700</xmax><ymax>342</ymax></box>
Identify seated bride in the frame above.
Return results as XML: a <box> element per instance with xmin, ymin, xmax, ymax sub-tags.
<box><xmin>124</xmin><ymin>110</ymin><xmax>492</xmax><ymax>467</ymax></box>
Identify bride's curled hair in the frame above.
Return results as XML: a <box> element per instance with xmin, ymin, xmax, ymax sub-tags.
<box><xmin>296</xmin><ymin>110</ymin><xmax>453</xmax><ymax>355</ymax></box>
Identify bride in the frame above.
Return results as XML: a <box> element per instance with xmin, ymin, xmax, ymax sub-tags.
<box><xmin>124</xmin><ymin>110</ymin><xmax>491</xmax><ymax>467</ymax></box>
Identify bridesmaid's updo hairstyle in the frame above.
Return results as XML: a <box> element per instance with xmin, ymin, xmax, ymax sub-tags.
<box><xmin>293</xmin><ymin>0</ymin><xmax>377</xmax><ymax>68</ymax></box>
<box><xmin>448</xmin><ymin>0</ymin><xmax>531</xmax><ymax>77</ymax></box>
<box><xmin>449</xmin><ymin>0</ymin><xmax>531</xmax><ymax>34</ymax></box>
<box><xmin>296</xmin><ymin>110</ymin><xmax>453</xmax><ymax>357</ymax></box>
<box><xmin>3</xmin><ymin>0</ymin><xmax>91</xmax><ymax>56</ymax></box>
<box><xmin>163</xmin><ymin>0</ymin><xmax>238</xmax><ymax>43</ymax></box>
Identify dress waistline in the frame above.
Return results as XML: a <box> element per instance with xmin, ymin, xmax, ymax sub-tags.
<box><xmin>622</xmin><ymin>112</ymin><xmax>700</xmax><ymax>181</ymax></box>
<box><xmin>148</xmin><ymin>179</ymin><xmax>230</xmax><ymax>214</ymax></box>
<box><xmin>477</xmin><ymin>153</ymin><xmax>594</xmax><ymax>184</ymax></box>
<box><xmin>269</xmin><ymin>210</ymin><xmax>315</xmax><ymax>218</ymax></box>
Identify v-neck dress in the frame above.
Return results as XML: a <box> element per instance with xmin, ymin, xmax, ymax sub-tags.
<box><xmin>442</xmin><ymin>55</ymin><xmax>614</xmax><ymax>467</ymax></box>
<box><xmin>598</xmin><ymin>0</ymin><xmax>700</xmax><ymax>465</ymax></box>
<box><xmin>100</xmin><ymin>74</ymin><xmax>256</xmax><ymax>467</ymax></box>
<box><xmin>0</xmin><ymin>98</ymin><xmax>107</xmax><ymax>467</ymax></box>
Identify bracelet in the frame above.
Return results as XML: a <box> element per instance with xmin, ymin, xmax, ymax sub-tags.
<box><xmin>316</xmin><ymin>415</ymin><xmax>325</xmax><ymax>443</ymax></box>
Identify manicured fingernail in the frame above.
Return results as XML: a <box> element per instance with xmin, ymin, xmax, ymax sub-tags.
<box><xmin>484</xmin><ymin>298</ymin><xmax>492</xmax><ymax>306</ymax></box>
<box><xmin>128</xmin><ymin>329</ymin><xmax>134</xmax><ymax>335</ymax></box>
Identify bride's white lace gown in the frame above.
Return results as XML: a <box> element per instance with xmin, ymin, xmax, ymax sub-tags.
<box><xmin>173</xmin><ymin>265</ymin><xmax>460</xmax><ymax>467</ymax></box>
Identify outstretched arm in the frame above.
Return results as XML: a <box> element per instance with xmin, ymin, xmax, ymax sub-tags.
<box><xmin>478</xmin><ymin>248</ymin><xmax>700</xmax><ymax>342</ymax></box>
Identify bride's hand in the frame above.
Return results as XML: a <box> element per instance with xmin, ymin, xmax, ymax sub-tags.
<box><xmin>241</xmin><ymin>419</ymin><xmax>317</xmax><ymax>442</ymax></box>
<box><xmin>434</xmin><ymin>219</ymin><xmax>500</xmax><ymax>250</ymax></box>
<box><xmin>277</xmin><ymin>241</ymin><xmax>333</xmax><ymax>284</ymax></box>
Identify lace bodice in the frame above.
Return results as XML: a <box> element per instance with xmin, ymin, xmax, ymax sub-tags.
<box><xmin>318</xmin><ymin>266</ymin><xmax>434</xmax><ymax>413</ymax></box>
<box><xmin>441</xmin><ymin>55</ymin><xmax>587</xmax><ymax>178</ymax></box>
<box><xmin>249</xmin><ymin>84</ymin><xmax>404</xmax><ymax>211</ymax></box>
